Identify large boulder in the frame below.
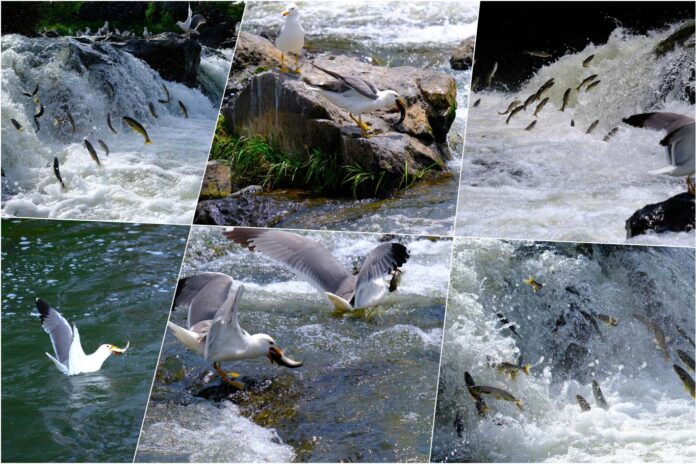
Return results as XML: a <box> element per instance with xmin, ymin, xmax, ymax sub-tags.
<box><xmin>199</xmin><ymin>161</ymin><xmax>232</xmax><ymax>199</ymax></box>
<box><xmin>450</xmin><ymin>36</ymin><xmax>476</xmax><ymax>70</ymax></box>
<box><xmin>221</xmin><ymin>32</ymin><xmax>457</xmax><ymax>195</ymax></box>
<box><xmin>195</xmin><ymin>193</ymin><xmax>306</xmax><ymax>226</ymax></box>
<box><xmin>625</xmin><ymin>192</ymin><xmax>695</xmax><ymax>238</ymax></box>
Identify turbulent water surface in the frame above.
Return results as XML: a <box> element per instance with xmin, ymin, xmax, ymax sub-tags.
<box><xmin>136</xmin><ymin>227</ymin><xmax>450</xmax><ymax>462</ymax></box>
<box><xmin>457</xmin><ymin>23</ymin><xmax>695</xmax><ymax>246</ymax></box>
<box><xmin>432</xmin><ymin>239</ymin><xmax>695</xmax><ymax>462</ymax></box>
<box><xmin>1</xmin><ymin>35</ymin><xmax>231</xmax><ymax>223</ymax></box>
<box><xmin>240</xmin><ymin>0</ymin><xmax>478</xmax><ymax>235</ymax></box>
<box><xmin>0</xmin><ymin>219</ymin><xmax>188</xmax><ymax>462</ymax></box>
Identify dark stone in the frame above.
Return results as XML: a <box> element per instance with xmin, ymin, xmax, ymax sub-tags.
<box><xmin>195</xmin><ymin>193</ymin><xmax>306</xmax><ymax>227</ymax></box>
<box><xmin>450</xmin><ymin>36</ymin><xmax>476</xmax><ymax>70</ymax></box>
<box><xmin>625</xmin><ymin>192</ymin><xmax>695</xmax><ymax>238</ymax></box>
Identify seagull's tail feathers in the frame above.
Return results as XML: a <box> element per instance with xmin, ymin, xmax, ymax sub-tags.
<box><xmin>167</xmin><ymin>321</ymin><xmax>204</xmax><ymax>353</ymax></box>
<box><xmin>45</xmin><ymin>352</ymin><xmax>69</xmax><ymax>375</ymax></box>
<box><xmin>648</xmin><ymin>165</ymin><xmax>679</xmax><ymax>176</ymax></box>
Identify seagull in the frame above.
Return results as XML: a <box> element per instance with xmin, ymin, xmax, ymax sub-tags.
<box><xmin>96</xmin><ymin>21</ymin><xmax>109</xmax><ymax>36</ymax></box>
<box><xmin>176</xmin><ymin>3</ymin><xmax>207</xmax><ymax>37</ymax></box>
<box><xmin>167</xmin><ymin>273</ymin><xmax>303</xmax><ymax>387</ymax></box>
<box><xmin>36</xmin><ymin>298</ymin><xmax>129</xmax><ymax>375</ymax></box>
<box><xmin>224</xmin><ymin>228</ymin><xmax>409</xmax><ymax>311</ymax></box>
<box><xmin>307</xmin><ymin>62</ymin><xmax>407</xmax><ymax>138</ymax></box>
<box><xmin>276</xmin><ymin>3</ymin><xmax>305</xmax><ymax>74</ymax></box>
<box><xmin>623</xmin><ymin>112</ymin><xmax>695</xmax><ymax>195</ymax></box>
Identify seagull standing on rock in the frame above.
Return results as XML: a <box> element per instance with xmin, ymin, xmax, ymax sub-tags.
<box><xmin>276</xmin><ymin>3</ymin><xmax>305</xmax><ymax>74</ymax></box>
<box><xmin>176</xmin><ymin>3</ymin><xmax>207</xmax><ymax>37</ymax></box>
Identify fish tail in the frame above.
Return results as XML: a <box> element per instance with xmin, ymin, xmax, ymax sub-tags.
<box><xmin>523</xmin><ymin>364</ymin><xmax>531</xmax><ymax>375</ymax></box>
<box><xmin>145</xmin><ymin>138</ymin><xmax>152</xmax><ymax>144</ymax></box>
<box><xmin>515</xmin><ymin>400</ymin><xmax>524</xmax><ymax>411</ymax></box>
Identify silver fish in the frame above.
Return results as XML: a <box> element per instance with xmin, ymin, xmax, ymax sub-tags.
<box><xmin>576</xmin><ymin>394</ymin><xmax>591</xmax><ymax>412</ymax></box>
<box><xmin>498</xmin><ymin>100</ymin><xmax>522</xmax><ymax>115</ymax></box>
<box><xmin>586</xmin><ymin>120</ymin><xmax>599</xmax><ymax>134</ymax></box>
<box><xmin>178</xmin><ymin>100</ymin><xmax>188</xmax><ymax>118</ymax></box>
<box><xmin>506</xmin><ymin>105</ymin><xmax>525</xmax><ymax>125</ymax></box>
<box><xmin>148</xmin><ymin>102</ymin><xmax>159</xmax><ymax>119</ymax></box>
<box><xmin>107</xmin><ymin>113</ymin><xmax>118</xmax><ymax>134</ymax></box>
<box><xmin>585</xmin><ymin>80</ymin><xmax>601</xmax><ymax>92</ymax></box>
<box><xmin>525</xmin><ymin>120</ymin><xmax>537</xmax><ymax>131</ymax></box>
<box><xmin>10</xmin><ymin>118</ymin><xmax>23</xmax><ymax>131</ymax></box>
<box><xmin>524</xmin><ymin>50</ymin><xmax>553</xmax><ymax>58</ymax></box>
<box><xmin>560</xmin><ymin>88</ymin><xmax>572</xmax><ymax>111</ymax></box>
<box><xmin>473</xmin><ymin>98</ymin><xmax>481</xmax><ymax>108</ymax></box>
<box><xmin>485</xmin><ymin>62</ymin><xmax>498</xmax><ymax>88</ymax></box>
<box><xmin>22</xmin><ymin>83</ymin><xmax>39</xmax><ymax>97</ymax></box>
<box><xmin>602</xmin><ymin>127</ymin><xmax>619</xmax><ymax>142</ymax></box>
<box><xmin>592</xmin><ymin>380</ymin><xmax>608</xmax><ymax>409</ymax></box>
<box><xmin>533</xmin><ymin>97</ymin><xmax>549</xmax><ymax>117</ymax></box>
<box><xmin>677</xmin><ymin>349</ymin><xmax>695</xmax><ymax>372</ymax></box>
<box><xmin>84</xmin><ymin>139</ymin><xmax>101</xmax><ymax>166</ymax></box>
<box><xmin>53</xmin><ymin>157</ymin><xmax>66</xmax><ymax>190</ymax></box>
<box><xmin>158</xmin><ymin>83</ymin><xmax>170</xmax><ymax>104</ymax></box>
<box><xmin>576</xmin><ymin>74</ymin><xmax>598</xmax><ymax>91</ymax></box>
<box><xmin>97</xmin><ymin>139</ymin><xmax>110</xmax><ymax>157</ymax></box>
<box><xmin>583</xmin><ymin>55</ymin><xmax>595</xmax><ymax>67</ymax></box>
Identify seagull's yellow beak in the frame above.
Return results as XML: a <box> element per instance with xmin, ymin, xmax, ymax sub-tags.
<box><xmin>394</xmin><ymin>97</ymin><xmax>407</xmax><ymax>126</ymax></box>
<box><xmin>109</xmin><ymin>341</ymin><xmax>130</xmax><ymax>356</ymax></box>
<box><xmin>268</xmin><ymin>346</ymin><xmax>303</xmax><ymax>368</ymax></box>
<box><xmin>282</xmin><ymin>10</ymin><xmax>289</xmax><ymax>16</ymax></box>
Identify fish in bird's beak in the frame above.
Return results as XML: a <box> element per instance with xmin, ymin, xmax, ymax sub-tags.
<box><xmin>109</xmin><ymin>341</ymin><xmax>130</xmax><ymax>356</ymax></box>
<box><xmin>268</xmin><ymin>346</ymin><xmax>303</xmax><ymax>368</ymax></box>
<box><xmin>282</xmin><ymin>10</ymin><xmax>289</xmax><ymax>16</ymax></box>
<box><xmin>393</xmin><ymin>97</ymin><xmax>407</xmax><ymax>126</ymax></box>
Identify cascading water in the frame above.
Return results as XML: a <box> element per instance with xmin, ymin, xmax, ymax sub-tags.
<box><xmin>1</xmin><ymin>35</ymin><xmax>231</xmax><ymax>223</ymax></box>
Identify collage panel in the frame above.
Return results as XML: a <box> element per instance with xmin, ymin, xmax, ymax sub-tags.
<box><xmin>1</xmin><ymin>1</ymin><xmax>244</xmax><ymax>224</ymax></box>
<box><xmin>431</xmin><ymin>238</ymin><xmax>695</xmax><ymax>462</ymax></box>
<box><xmin>456</xmin><ymin>1</ymin><xmax>695</xmax><ymax>246</ymax></box>
<box><xmin>135</xmin><ymin>226</ymin><xmax>451</xmax><ymax>462</ymax></box>
<box><xmin>1</xmin><ymin>218</ymin><xmax>189</xmax><ymax>462</ymax></box>
<box><xmin>194</xmin><ymin>0</ymin><xmax>479</xmax><ymax>236</ymax></box>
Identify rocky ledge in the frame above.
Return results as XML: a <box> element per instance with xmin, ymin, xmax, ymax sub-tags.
<box><xmin>625</xmin><ymin>192</ymin><xmax>695</xmax><ymax>238</ymax></box>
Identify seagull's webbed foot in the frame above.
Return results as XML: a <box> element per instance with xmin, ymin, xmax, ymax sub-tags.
<box><xmin>213</xmin><ymin>362</ymin><xmax>244</xmax><ymax>389</ymax></box>
<box><xmin>350</xmin><ymin>113</ymin><xmax>372</xmax><ymax>138</ymax></box>
<box><xmin>687</xmin><ymin>176</ymin><xmax>695</xmax><ymax>196</ymax></box>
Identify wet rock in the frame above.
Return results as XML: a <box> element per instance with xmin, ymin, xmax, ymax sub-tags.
<box><xmin>199</xmin><ymin>161</ymin><xmax>232</xmax><ymax>199</ymax></box>
<box><xmin>450</xmin><ymin>36</ymin><xmax>476</xmax><ymax>70</ymax></box>
<box><xmin>625</xmin><ymin>192</ymin><xmax>695</xmax><ymax>238</ymax></box>
<box><xmin>156</xmin><ymin>355</ymin><xmax>187</xmax><ymax>384</ymax></box>
<box><xmin>195</xmin><ymin>193</ymin><xmax>306</xmax><ymax>226</ymax></box>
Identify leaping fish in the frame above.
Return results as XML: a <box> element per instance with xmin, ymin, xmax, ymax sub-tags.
<box><xmin>586</xmin><ymin>80</ymin><xmax>601</xmax><ymax>92</ymax></box>
<box><xmin>465</xmin><ymin>372</ymin><xmax>490</xmax><ymax>417</ymax></box>
<box><xmin>524</xmin><ymin>50</ymin><xmax>553</xmax><ymax>58</ymax></box>
<box><xmin>178</xmin><ymin>100</ymin><xmax>188</xmax><ymax>118</ymax></box>
<box><xmin>677</xmin><ymin>349</ymin><xmax>695</xmax><ymax>372</ymax></box>
<box><xmin>534</xmin><ymin>78</ymin><xmax>555</xmax><ymax>101</ymax></box>
<box><xmin>389</xmin><ymin>269</ymin><xmax>403</xmax><ymax>293</ymax></box>
<box><xmin>10</xmin><ymin>119</ymin><xmax>23</xmax><ymax>131</ymax></box>
<box><xmin>473</xmin><ymin>98</ymin><xmax>481</xmax><ymax>108</ymax></box>
<box><xmin>576</xmin><ymin>394</ymin><xmax>591</xmax><ymax>412</ymax></box>
<box><xmin>586</xmin><ymin>120</ymin><xmax>599</xmax><ymax>134</ymax></box>
<box><xmin>576</xmin><ymin>74</ymin><xmax>598</xmax><ymax>91</ymax></box>
<box><xmin>592</xmin><ymin>380</ymin><xmax>609</xmax><ymax>409</ymax></box>
<box><xmin>148</xmin><ymin>102</ymin><xmax>159</xmax><ymax>119</ymax></box>
<box><xmin>506</xmin><ymin>105</ymin><xmax>525</xmax><ymax>125</ymax></box>
<box><xmin>84</xmin><ymin>139</ymin><xmax>101</xmax><ymax>166</ymax></box>
<box><xmin>676</xmin><ymin>324</ymin><xmax>695</xmax><ymax>348</ymax></box>
<box><xmin>107</xmin><ymin>113</ymin><xmax>118</xmax><ymax>134</ymax></box>
<box><xmin>498</xmin><ymin>100</ymin><xmax>522</xmax><ymax>115</ymax></box>
<box><xmin>53</xmin><ymin>157</ymin><xmax>66</xmax><ymax>190</ymax></box>
<box><xmin>560</xmin><ymin>88</ymin><xmax>572</xmax><ymax>111</ymax></box>
<box><xmin>22</xmin><ymin>83</ymin><xmax>39</xmax><ymax>97</ymax></box>
<box><xmin>97</xmin><ymin>139</ymin><xmax>110</xmax><ymax>157</ymax></box>
<box><xmin>158</xmin><ymin>83</ymin><xmax>170</xmax><ymax>104</ymax></box>
<box><xmin>582</xmin><ymin>55</ymin><xmax>595</xmax><ymax>67</ymax></box>
<box><xmin>122</xmin><ymin>116</ymin><xmax>152</xmax><ymax>144</ymax></box>
<box><xmin>673</xmin><ymin>364</ymin><xmax>695</xmax><ymax>398</ymax></box>
<box><xmin>485</xmin><ymin>62</ymin><xmax>498</xmax><ymax>88</ymax></box>
<box><xmin>34</xmin><ymin>102</ymin><xmax>44</xmax><ymax>119</ymax></box>
<box><xmin>523</xmin><ymin>277</ymin><xmax>543</xmax><ymax>292</ymax></box>
<box><xmin>602</xmin><ymin>127</ymin><xmax>619</xmax><ymax>142</ymax></box>
<box><xmin>533</xmin><ymin>97</ymin><xmax>549</xmax><ymax>117</ymax></box>
<box><xmin>468</xmin><ymin>385</ymin><xmax>523</xmax><ymax>410</ymax></box>
<box><xmin>525</xmin><ymin>120</ymin><xmax>537</xmax><ymax>131</ymax></box>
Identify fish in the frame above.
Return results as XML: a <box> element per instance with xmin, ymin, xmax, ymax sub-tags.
<box><xmin>468</xmin><ymin>386</ymin><xmax>523</xmax><ymax>410</ymax></box>
<box><xmin>473</xmin><ymin>98</ymin><xmax>481</xmax><ymax>108</ymax></box>
<box><xmin>571</xmin><ymin>119</ymin><xmax>575</xmax><ymax>127</ymax></box>
<box><xmin>454</xmin><ymin>411</ymin><xmax>464</xmax><ymax>438</ymax></box>
<box><xmin>585</xmin><ymin>80</ymin><xmax>601</xmax><ymax>92</ymax></box>
<box><xmin>148</xmin><ymin>102</ymin><xmax>159</xmax><ymax>119</ymax></box>
<box><xmin>576</xmin><ymin>74</ymin><xmax>598</xmax><ymax>91</ymax></box>
<box><xmin>673</xmin><ymin>364</ymin><xmax>695</xmax><ymax>398</ymax></box>
<box><xmin>107</xmin><ymin>113</ymin><xmax>118</xmax><ymax>134</ymax></box>
<box><xmin>84</xmin><ymin>139</ymin><xmax>101</xmax><ymax>166</ymax></box>
<box><xmin>582</xmin><ymin>54</ymin><xmax>595</xmax><ymax>67</ymax></box>
<box><xmin>53</xmin><ymin>157</ymin><xmax>66</xmax><ymax>190</ymax></box>
<box><xmin>158</xmin><ymin>83</ymin><xmax>170</xmax><ymax>104</ymax></box>
<box><xmin>533</xmin><ymin>97</ymin><xmax>549</xmax><ymax>118</ymax></box>
<box><xmin>524</xmin><ymin>120</ymin><xmax>537</xmax><ymax>131</ymax></box>
<box><xmin>632</xmin><ymin>313</ymin><xmax>670</xmax><ymax>362</ymax></box>
<box><xmin>524</xmin><ymin>50</ymin><xmax>553</xmax><ymax>58</ymax></box>
<box><xmin>389</xmin><ymin>269</ymin><xmax>402</xmax><ymax>293</ymax></box>
<box><xmin>496</xmin><ymin>313</ymin><xmax>522</xmax><ymax>339</ymax></box>
<box><xmin>66</xmin><ymin>111</ymin><xmax>76</xmax><ymax>133</ymax></box>
<box><xmin>22</xmin><ymin>83</ymin><xmax>39</xmax><ymax>97</ymax></box>
<box><xmin>178</xmin><ymin>100</ymin><xmax>189</xmax><ymax>118</ymax></box>
<box><xmin>485</xmin><ymin>62</ymin><xmax>498</xmax><ymax>88</ymax></box>
<box><xmin>534</xmin><ymin>78</ymin><xmax>555</xmax><ymax>100</ymax></box>
<box><xmin>522</xmin><ymin>93</ymin><xmax>538</xmax><ymax>111</ymax></box>
<box><xmin>106</xmin><ymin>81</ymin><xmax>115</xmax><ymax>97</ymax></box>
<box><xmin>122</xmin><ymin>116</ymin><xmax>152</xmax><ymax>144</ymax></box>
<box><xmin>523</xmin><ymin>277</ymin><xmax>543</xmax><ymax>292</ymax></box>
<box><xmin>497</xmin><ymin>362</ymin><xmax>531</xmax><ymax>380</ymax></box>
<box><xmin>677</xmin><ymin>349</ymin><xmax>695</xmax><ymax>372</ymax></box>
<box><xmin>579</xmin><ymin>309</ymin><xmax>603</xmax><ymax>338</ymax></box>
<box><xmin>498</xmin><ymin>100</ymin><xmax>522</xmax><ymax>115</ymax></box>
<box><xmin>33</xmin><ymin>117</ymin><xmax>40</xmax><ymax>132</ymax></box>
<box><xmin>592</xmin><ymin>380</ymin><xmax>608</xmax><ymax>409</ymax></box>
<box><xmin>595</xmin><ymin>313</ymin><xmax>618</xmax><ymax>327</ymax></box>
<box><xmin>576</xmin><ymin>394</ymin><xmax>591</xmax><ymax>412</ymax></box>
<box><xmin>97</xmin><ymin>139</ymin><xmax>110</xmax><ymax>157</ymax></box>
<box><xmin>602</xmin><ymin>127</ymin><xmax>619</xmax><ymax>141</ymax></box>
<box><xmin>506</xmin><ymin>105</ymin><xmax>525</xmax><ymax>125</ymax></box>
<box><xmin>586</xmin><ymin>120</ymin><xmax>599</xmax><ymax>134</ymax></box>
<box><xmin>34</xmin><ymin>102</ymin><xmax>44</xmax><ymax>119</ymax></box>
<box><xmin>676</xmin><ymin>324</ymin><xmax>695</xmax><ymax>348</ymax></box>
<box><xmin>560</xmin><ymin>88</ymin><xmax>572</xmax><ymax>111</ymax></box>
<box><xmin>464</xmin><ymin>372</ymin><xmax>490</xmax><ymax>417</ymax></box>
<box><xmin>10</xmin><ymin>118</ymin><xmax>23</xmax><ymax>131</ymax></box>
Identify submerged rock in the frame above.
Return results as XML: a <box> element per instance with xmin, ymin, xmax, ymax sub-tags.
<box><xmin>450</xmin><ymin>36</ymin><xmax>476</xmax><ymax>70</ymax></box>
<box><xmin>625</xmin><ymin>192</ymin><xmax>695</xmax><ymax>238</ymax></box>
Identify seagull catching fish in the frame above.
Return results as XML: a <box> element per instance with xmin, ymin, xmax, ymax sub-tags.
<box><xmin>276</xmin><ymin>3</ymin><xmax>305</xmax><ymax>73</ymax></box>
<box><xmin>166</xmin><ymin>273</ymin><xmax>303</xmax><ymax>387</ymax></box>
<box><xmin>36</xmin><ymin>298</ymin><xmax>128</xmax><ymax>375</ymax></box>
<box><xmin>176</xmin><ymin>3</ymin><xmax>206</xmax><ymax>36</ymax></box>
<box><xmin>224</xmin><ymin>228</ymin><xmax>409</xmax><ymax>311</ymax></box>
<box><xmin>306</xmin><ymin>62</ymin><xmax>407</xmax><ymax>138</ymax></box>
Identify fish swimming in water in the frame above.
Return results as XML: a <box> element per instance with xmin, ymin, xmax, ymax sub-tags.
<box><xmin>585</xmin><ymin>80</ymin><xmax>601</xmax><ymax>92</ymax></box>
<box><xmin>525</xmin><ymin>120</ymin><xmax>537</xmax><ymax>131</ymax></box>
<box><xmin>57</xmin><ymin>111</ymin><xmax>77</xmax><ymax>134</ymax></box>
<box><xmin>148</xmin><ymin>102</ymin><xmax>159</xmax><ymax>119</ymax></box>
<box><xmin>592</xmin><ymin>380</ymin><xmax>608</xmax><ymax>409</ymax></box>
<box><xmin>673</xmin><ymin>364</ymin><xmax>695</xmax><ymax>398</ymax></box>
<box><xmin>523</xmin><ymin>277</ymin><xmax>543</xmax><ymax>292</ymax></box>
<box><xmin>632</xmin><ymin>313</ymin><xmax>670</xmax><ymax>362</ymax></box>
<box><xmin>389</xmin><ymin>269</ymin><xmax>403</xmax><ymax>293</ymax></box>
<box><xmin>34</xmin><ymin>102</ymin><xmax>44</xmax><ymax>119</ymax></box>
<box><xmin>576</xmin><ymin>394</ymin><xmax>591</xmax><ymax>412</ymax></box>
<box><xmin>576</xmin><ymin>74</ymin><xmax>598</xmax><ymax>91</ymax></box>
<box><xmin>596</xmin><ymin>313</ymin><xmax>618</xmax><ymax>327</ymax></box>
<box><xmin>485</xmin><ymin>62</ymin><xmax>498</xmax><ymax>88</ymax></box>
<box><xmin>506</xmin><ymin>105</ymin><xmax>525</xmax><ymax>125</ymax></box>
<box><xmin>158</xmin><ymin>83</ymin><xmax>170</xmax><ymax>104</ymax></box>
<box><xmin>10</xmin><ymin>119</ymin><xmax>23</xmax><ymax>131</ymax></box>
<box><xmin>602</xmin><ymin>127</ymin><xmax>619</xmax><ymax>142</ymax></box>
<box><xmin>84</xmin><ymin>139</ymin><xmax>101</xmax><ymax>166</ymax></box>
<box><xmin>471</xmin><ymin>76</ymin><xmax>480</xmax><ymax>92</ymax></box>
<box><xmin>122</xmin><ymin>116</ymin><xmax>152</xmax><ymax>144</ymax></box>
<box><xmin>468</xmin><ymin>385</ymin><xmax>523</xmax><ymax>410</ymax></box>
<box><xmin>97</xmin><ymin>139</ymin><xmax>110</xmax><ymax>157</ymax></box>
<box><xmin>107</xmin><ymin>113</ymin><xmax>118</xmax><ymax>134</ymax></box>
<box><xmin>22</xmin><ymin>83</ymin><xmax>39</xmax><ymax>97</ymax></box>
<box><xmin>53</xmin><ymin>157</ymin><xmax>66</xmax><ymax>190</ymax></box>
<box><xmin>582</xmin><ymin>54</ymin><xmax>595</xmax><ymax>67</ymax></box>
<box><xmin>533</xmin><ymin>97</ymin><xmax>549</xmax><ymax>118</ymax></box>
<box><xmin>524</xmin><ymin>50</ymin><xmax>553</xmax><ymax>58</ymax></box>
<box><xmin>560</xmin><ymin>88</ymin><xmax>572</xmax><ymax>111</ymax></box>
<box><xmin>676</xmin><ymin>324</ymin><xmax>695</xmax><ymax>348</ymax></box>
<box><xmin>496</xmin><ymin>313</ymin><xmax>522</xmax><ymax>339</ymax></box>
<box><xmin>677</xmin><ymin>349</ymin><xmax>695</xmax><ymax>372</ymax></box>
<box><xmin>586</xmin><ymin>120</ymin><xmax>599</xmax><ymax>134</ymax></box>
<box><xmin>465</xmin><ymin>372</ymin><xmax>490</xmax><ymax>417</ymax></box>
<box><xmin>522</xmin><ymin>93</ymin><xmax>538</xmax><ymax>111</ymax></box>
<box><xmin>178</xmin><ymin>100</ymin><xmax>189</xmax><ymax>118</ymax></box>
<box><xmin>497</xmin><ymin>362</ymin><xmax>531</xmax><ymax>380</ymax></box>
<box><xmin>498</xmin><ymin>100</ymin><xmax>522</xmax><ymax>115</ymax></box>
<box><xmin>473</xmin><ymin>98</ymin><xmax>481</xmax><ymax>108</ymax></box>
<box><xmin>534</xmin><ymin>78</ymin><xmax>555</xmax><ymax>101</ymax></box>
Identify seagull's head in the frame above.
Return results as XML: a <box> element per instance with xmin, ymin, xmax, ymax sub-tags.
<box><xmin>254</xmin><ymin>334</ymin><xmax>303</xmax><ymax>368</ymax></box>
<box><xmin>282</xmin><ymin>4</ymin><xmax>300</xmax><ymax>18</ymax></box>
<box><xmin>379</xmin><ymin>90</ymin><xmax>407</xmax><ymax>126</ymax></box>
<box><xmin>175</xmin><ymin>20</ymin><xmax>185</xmax><ymax>30</ymax></box>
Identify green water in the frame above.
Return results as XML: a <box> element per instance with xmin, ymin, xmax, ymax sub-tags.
<box><xmin>1</xmin><ymin>219</ymin><xmax>189</xmax><ymax>462</ymax></box>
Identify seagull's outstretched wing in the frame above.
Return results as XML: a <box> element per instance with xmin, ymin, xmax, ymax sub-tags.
<box><xmin>190</xmin><ymin>14</ymin><xmax>206</xmax><ymax>32</ymax></box>
<box><xmin>36</xmin><ymin>298</ymin><xmax>72</xmax><ymax>365</ymax></box>
<box><xmin>174</xmin><ymin>272</ymin><xmax>234</xmax><ymax>329</ymax></box>
<box><xmin>224</xmin><ymin>228</ymin><xmax>353</xmax><ymax>296</ymax></box>
<box><xmin>187</xmin><ymin>3</ymin><xmax>193</xmax><ymax>21</ymax></box>
<box><xmin>623</xmin><ymin>112</ymin><xmax>694</xmax><ymax>135</ymax></box>
<box><xmin>205</xmin><ymin>285</ymin><xmax>245</xmax><ymax>359</ymax></box>
<box><xmin>624</xmin><ymin>112</ymin><xmax>695</xmax><ymax>167</ymax></box>
<box><xmin>311</xmin><ymin>62</ymin><xmax>379</xmax><ymax>100</ymax></box>
<box><xmin>356</xmin><ymin>243</ymin><xmax>410</xmax><ymax>290</ymax></box>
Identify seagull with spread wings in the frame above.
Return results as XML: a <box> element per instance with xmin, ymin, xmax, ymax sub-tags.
<box><xmin>176</xmin><ymin>3</ymin><xmax>206</xmax><ymax>37</ymax></box>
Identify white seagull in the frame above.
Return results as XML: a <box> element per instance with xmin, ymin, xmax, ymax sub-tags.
<box><xmin>167</xmin><ymin>273</ymin><xmax>303</xmax><ymax>387</ymax></box>
<box><xmin>36</xmin><ymin>298</ymin><xmax>129</xmax><ymax>375</ymax></box>
<box><xmin>623</xmin><ymin>112</ymin><xmax>695</xmax><ymax>194</ymax></box>
<box><xmin>276</xmin><ymin>3</ymin><xmax>305</xmax><ymax>73</ymax></box>
<box><xmin>176</xmin><ymin>3</ymin><xmax>207</xmax><ymax>36</ymax></box>
<box><xmin>224</xmin><ymin>228</ymin><xmax>409</xmax><ymax>311</ymax></box>
<box><xmin>307</xmin><ymin>62</ymin><xmax>407</xmax><ymax>138</ymax></box>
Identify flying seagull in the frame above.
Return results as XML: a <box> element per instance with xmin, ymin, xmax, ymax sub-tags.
<box><xmin>623</xmin><ymin>112</ymin><xmax>695</xmax><ymax>194</ymax></box>
<box><xmin>176</xmin><ymin>3</ymin><xmax>206</xmax><ymax>36</ymax></box>
<box><xmin>224</xmin><ymin>228</ymin><xmax>409</xmax><ymax>311</ymax></box>
<box><xmin>306</xmin><ymin>62</ymin><xmax>407</xmax><ymax>138</ymax></box>
<box><xmin>167</xmin><ymin>273</ymin><xmax>303</xmax><ymax>387</ymax></box>
<box><xmin>276</xmin><ymin>3</ymin><xmax>305</xmax><ymax>74</ymax></box>
<box><xmin>36</xmin><ymin>298</ymin><xmax>128</xmax><ymax>375</ymax></box>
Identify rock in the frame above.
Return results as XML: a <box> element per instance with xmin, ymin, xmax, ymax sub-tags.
<box><xmin>117</xmin><ymin>32</ymin><xmax>201</xmax><ymax>86</ymax></box>
<box><xmin>626</xmin><ymin>192</ymin><xmax>695</xmax><ymax>238</ymax></box>
<box><xmin>195</xmin><ymin>193</ymin><xmax>307</xmax><ymax>226</ymax></box>
<box><xmin>199</xmin><ymin>161</ymin><xmax>232</xmax><ymax>199</ymax></box>
<box><xmin>221</xmin><ymin>32</ymin><xmax>456</xmax><ymax>197</ymax></box>
<box><xmin>450</xmin><ymin>36</ymin><xmax>476</xmax><ymax>70</ymax></box>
